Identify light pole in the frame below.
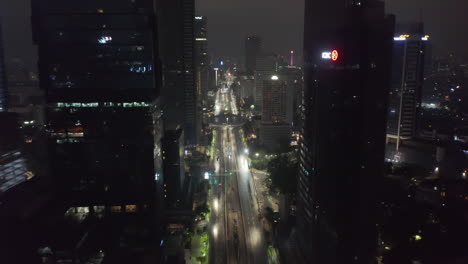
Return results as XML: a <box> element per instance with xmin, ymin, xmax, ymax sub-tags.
<box><xmin>214</xmin><ymin>67</ymin><xmax>219</xmax><ymax>87</ymax></box>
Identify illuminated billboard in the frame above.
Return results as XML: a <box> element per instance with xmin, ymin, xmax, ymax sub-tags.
<box><xmin>321</xmin><ymin>49</ymin><xmax>339</xmax><ymax>61</ymax></box>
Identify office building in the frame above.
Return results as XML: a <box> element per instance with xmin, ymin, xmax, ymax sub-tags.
<box><xmin>0</xmin><ymin>19</ymin><xmax>7</xmax><ymax>112</ymax></box>
<box><xmin>258</xmin><ymin>123</ymin><xmax>291</xmax><ymax>151</ymax></box>
<box><xmin>195</xmin><ymin>16</ymin><xmax>209</xmax><ymax>103</ymax></box>
<box><xmin>280</xmin><ymin>66</ymin><xmax>303</xmax><ymax>127</ymax></box>
<box><xmin>387</xmin><ymin>22</ymin><xmax>429</xmax><ymax>149</ymax></box>
<box><xmin>254</xmin><ymin>53</ymin><xmax>278</xmax><ymax>111</ymax></box>
<box><xmin>239</xmin><ymin>74</ymin><xmax>255</xmax><ymax>100</ymax></box>
<box><xmin>162</xmin><ymin>129</ymin><xmax>185</xmax><ymax>209</ymax></box>
<box><xmin>7</xmin><ymin>80</ymin><xmax>45</xmax><ymax>125</ymax></box>
<box><xmin>157</xmin><ymin>0</ymin><xmax>198</xmax><ymax>145</ymax></box>
<box><xmin>194</xmin><ymin>16</ymin><xmax>208</xmax><ymax>67</ymax></box>
<box><xmin>259</xmin><ymin>75</ymin><xmax>293</xmax><ymax>152</ymax></box>
<box><xmin>245</xmin><ymin>35</ymin><xmax>262</xmax><ymax>73</ymax></box>
<box><xmin>0</xmin><ymin>114</ymin><xmax>24</xmax><ymax>192</ymax></box>
<box><xmin>32</xmin><ymin>0</ymin><xmax>163</xmax><ymax>215</ymax></box>
<box><xmin>297</xmin><ymin>0</ymin><xmax>394</xmax><ymax>263</ymax></box>
<box><xmin>262</xmin><ymin>76</ymin><xmax>293</xmax><ymax>124</ymax></box>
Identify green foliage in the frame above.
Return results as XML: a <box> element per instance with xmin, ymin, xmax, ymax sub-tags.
<box><xmin>251</xmin><ymin>158</ymin><xmax>269</xmax><ymax>170</ymax></box>
<box><xmin>195</xmin><ymin>203</ymin><xmax>210</xmax><ymax>216</ymax></box>
<box><xmin>242</xmin><ymin>121</ymin><xmax>254</xmax><ymax>136</ymax></box>
<box><xmin>274</xmin><ymin>136</ymin><xmax>292</xmax><ymax>154</ymax></box>
<box><xmin>267</xmin><ymin>154</ymin><xmax>298</xmax><ymax>194</ymax></box>
<box><xmin>264</xmin><ymin>207</ymin><xmax>275</xmax><ymax>222</ymax></box>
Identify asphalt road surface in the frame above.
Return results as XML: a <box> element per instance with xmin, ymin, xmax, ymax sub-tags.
<box><xmin>208</xmin><ymin>71</ymin><xmax>267</xmax><ymax>264</ymax></box>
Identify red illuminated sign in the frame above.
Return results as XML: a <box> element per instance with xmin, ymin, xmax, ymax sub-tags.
<box><xmin>331</xmin><ymin>50</ymin><xmax>339</xmax><ymax>61</ymax></box>
<box><xmin>321</xmin><ymin>49</ymin><xmax>340</xmax><ymax>62</ymax></box>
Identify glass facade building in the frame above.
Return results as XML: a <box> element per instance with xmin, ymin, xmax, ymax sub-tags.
<box><xmin>195</xmin><ymin>16</ymin><xmax>209</xmax><ymax>102</ymax></box>
<box><xmin>245</xmin><ymin>35</ymin><xmax>262</xmax><ymax>73</ymax></box>
<box><xmin>0</xmin><ymin>19</ymin><xmax>7</xmax><ymax>112</ymax></box>
<box><xmin>298</xmin><ymin>0</ymin><xmax>394</xmax><ymax>262</ymax></box>
<box><xmin>387</xmin><ymin>23</ymin><xmax>429</xmax><ymax>148</ymax></box>
<box><xmin>157</xmin><ymin>0</ymin><xmax>198</xmax><ymax>145</ymax></box>
<box><xmin>32</xmin><ymin>0</ymin><xmax>163</xmax><ymax>210</ymax></box>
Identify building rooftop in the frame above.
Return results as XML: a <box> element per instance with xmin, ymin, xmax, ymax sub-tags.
<box><xmin>0</xmin><ymin>151</ymin><xmax>32</xmax><ymax>194</ymax></box>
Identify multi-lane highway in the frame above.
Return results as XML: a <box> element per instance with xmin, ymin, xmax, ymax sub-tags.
<box><xmin>208</xmin><ymin>72</ymin><xmax>267</xmax><ymax>264</ymax></box>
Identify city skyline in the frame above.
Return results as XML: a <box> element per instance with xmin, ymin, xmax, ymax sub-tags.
<box><xmin>1</xmin><ymin>0</ymin><xmax>468</xmax><ymax>263</ymax></box>
<box><xmin>1</xmin><ymin>0</ymin><xmax>468</xmax><ymax>69</ymax></box>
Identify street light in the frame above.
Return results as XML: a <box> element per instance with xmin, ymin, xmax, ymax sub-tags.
<box><xmin>244</xmin><ymin>148</ymin><xmax>249</xmax><ymax>154</ymax></box>
<box><xmin>214</xmin><ymin>199</ymin><xmax>219</xmax><ymax>212</ymax></box>
<box><xmin>213</xmin><ymin>224</ymin><xmax>218</xmax><ymax>238</ymax></box>
<box><xmin>204</xmin><ymin>172</ymin><xmax>209</xmax><ymax>180</ymax></box>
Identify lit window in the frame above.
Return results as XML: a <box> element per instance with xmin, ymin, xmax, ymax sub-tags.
<box><xmin>125</xmin><ymin>205</ymin><xmax>137</xmax><ymax>213</ymax></box>
<box><xmin>94</xmin><ymin>206</ymin><xmax>105</xmax><ymax>213</ymax></box>
<box><xmin>110</xmin><ymin>206</ymin><xmax>122</xmax><ymax>213</ymax></box>
<box><xmin>77</xmin><ymin>207</ymin><xmax>90</xmax><ymax>213</ymax></box>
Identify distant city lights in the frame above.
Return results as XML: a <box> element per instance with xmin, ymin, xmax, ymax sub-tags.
<box><xmin>98</xmin><ymin>36</ymin><xmax>112</xmax><ymax>44</ymax></box>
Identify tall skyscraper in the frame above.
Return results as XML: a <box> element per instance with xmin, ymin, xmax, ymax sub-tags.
<box><xmin>298</xmin><ymin>1</ymin><xmax>394</xmax><ymax>263</ymax></box>
<box><xmin>162</xmin><ymin>129</ymin><xmax>185</xmax><ymax>208</ymax></box>
<box><xmin>280</xmin><ymin>65</ymin><xmax>303</xmax><ymax>127</ymax></box>
<box><xmin>195</xmin><ymin>16</ymin><xmax>209</xmax><ymax>103</ymax></box>
<box><xmin>245</xmin><ymin>35</ymin><xmax>262</xmax><ymax>73</ymax></box>
<box><xmin>387</xmin><ymin>22</ymin><xmax>429</xmax><ymax>149</ymax></box>
<box><xmin>182</xmin><ymin>0</ymin><xmax>198</xmax><ymax>145</ymax></box>
<box><xmin>32</xmin><ymin>0</ymin><xmax>163</xmax><ymax>213</ymax></box>
<box><xmin>259</xmin><ymin>75</ymin><xmax>293</xmax><ymax>151</ymax></box>
<box><xmin>262</xmin><ymin>76</ymin><xmax>292</xmax><ymax>124</ymax></box>
<box><xmin>0</xmin><ymin>19</ymin><xmax>7</xmax><ymax>112</ymax></box>
<box><xmin>254</xmin><ymin>53</ymin><xmax>277</xmax><ymax>111</ymax></box>
<box><xmin>157</xmin><ymin>0</ymin><xmax>198</xmax><ymax>145</ymax></box>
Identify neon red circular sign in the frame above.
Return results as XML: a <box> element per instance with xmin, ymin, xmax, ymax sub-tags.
<box><xmin>331</xmin><ymin>50</ymin><xmax>339</xmax><ymax>61</ymax></box>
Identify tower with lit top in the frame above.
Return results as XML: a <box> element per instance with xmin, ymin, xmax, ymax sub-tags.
<box><xmin>297</xmin><ymin>0</ymin><xmax>395</xmax><ymax>262</ymax></box>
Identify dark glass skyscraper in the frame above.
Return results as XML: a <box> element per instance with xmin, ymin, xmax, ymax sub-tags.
<box><xmin>32</xmin><ymin>0</ymin><xmax>163</xmax><ymax>212</ymax></box>
<box><xmin>0</xmin><ymin>19</ymin><xmax>7</xmax><ymax>112</ymax></box>
<box><xmin>195</xmin><ymin>16</ymin><xmax>209</xmax><ymax>103</ymax></box>
<box><xmin>245</xmin><ymin>35</ymin><xmax>262</xmax><ymax>73</ymax></box>
<box><xmin>298</xmin><ymin>0</ymin><xmax>394</xmax><ymax>263</ymax></box>
<box><xmin>157</xmin><ymin>0</ymin><xmax>198</xmax><ymax>145</ymax></box>
<box><xmin>387</xmin><ymin>22</ymin><xmax>429</xmax><ymax>149</ymax></box>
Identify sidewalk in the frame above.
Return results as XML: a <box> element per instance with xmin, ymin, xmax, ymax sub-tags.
<box><xmin>191</xmin><ymin>232</ymin><xmax>209</xmax><ymax>264</ymax></box>
<box><xmin>251</xmin><ymin>169</ymin><xmax>279</xmax><ymax>212</ymax></box>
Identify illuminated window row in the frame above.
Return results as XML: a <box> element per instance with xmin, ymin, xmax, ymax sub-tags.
<box><xmin>56</xmin><ymin>138</ymin><xmax>82</xmax><ymax>144</ymax></box>
<box><xmin>53</xmin><ymin>102</ymin><xmax>152</xmax><ymax>108</ymax></box>
<box><xmin>65</xmin><ymin>205</ymin><xmax>139</xmax><ymax>215</ymax></box>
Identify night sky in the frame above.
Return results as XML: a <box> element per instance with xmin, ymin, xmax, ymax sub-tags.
<box><xmin>0</xmin><ymin>0</ymin><xmax>467</xmax><ymax>70</ymax></box>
